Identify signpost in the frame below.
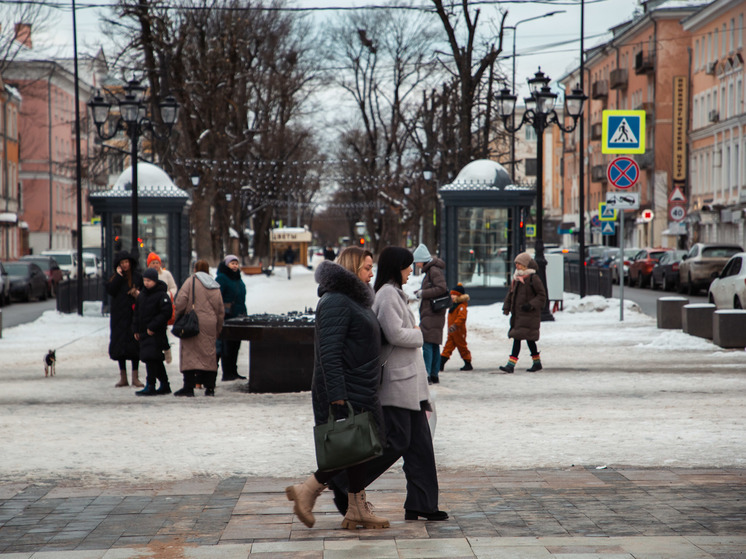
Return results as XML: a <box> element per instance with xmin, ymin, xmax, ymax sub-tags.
<box><xmin>602</xmin><ymin>110</ymin><xmax>646</xmax><ymax>154</ymax></box>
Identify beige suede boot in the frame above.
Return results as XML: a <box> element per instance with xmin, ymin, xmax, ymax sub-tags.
<box><xmin>131</xmin><ymin>371</ymin><xmax>144</xmax><ymax>388</ymax></box>
<box><xmin>285</xmin><ymin>474</ymin><xmax>325</xmax><ymax>528</ymax></box>
<box><xmin>341</xmin><ymin>490</ymin><xmax>390</xmax><ymax>529</ymax></box>
<box><xmin>115</xmin><ymin>370</ymin><xmax>129</xmax><ymax>387</ymax></box>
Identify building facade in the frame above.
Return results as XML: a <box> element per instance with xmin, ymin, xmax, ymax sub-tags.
<box><xmin>0</xmin><ymin>75</ymin><xmax>24</xmax><ymax>259</ymax></box>
<box><xmin>561</xmin><ymin>0</ymin><xmax>706</xmax><ymax>249</ymax></box>
<box><xmin>683</xmin><ymin>0</ymin><xmax>746</xmax><ymax>246</ymax></box>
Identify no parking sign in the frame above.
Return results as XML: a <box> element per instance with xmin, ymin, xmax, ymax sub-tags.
<box><xmin>607</xmin><ymin>157</ymin><xmax>639</xmax><ymax>189</ymax></box>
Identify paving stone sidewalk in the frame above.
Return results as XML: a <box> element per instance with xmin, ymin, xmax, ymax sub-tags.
<box><xmin>1</xmin><ymin>467</ymin><xmax>745</xmax><ymax>558</ymax></box>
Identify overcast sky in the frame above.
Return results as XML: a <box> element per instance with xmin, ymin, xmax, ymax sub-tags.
<box><xmin>44</xmin><ymin>0</ymin><xmax>639</xmax><ymax>98</ymax></box>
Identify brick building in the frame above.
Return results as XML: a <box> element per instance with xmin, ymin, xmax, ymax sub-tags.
<box><xmin>0</xmin><ymin>75</ymin><xmax>23</xmax><ymax>259</ymax></box>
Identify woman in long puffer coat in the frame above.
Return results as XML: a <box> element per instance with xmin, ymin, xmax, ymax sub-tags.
<box><xmin>285</xmin><ymin>250</ymin><xmax>389</xmax><ymax>532</ymax></box>
<box><xmin>105</xmin><ymin>250</ymin><xmax>143</xmax><ymax>388</ymax></box>
<box><xmin>499</xmin><ymin>252</ymin><xmax>547</xmax><ymax>373</ymax></box>
<box><xmin>173</xmin><ymin>260</ymin><xmax>224</xmax><ymax>397</ymax></box>
<box><xmin>215</xmin><ymin>255</ymin><xmax>247</xmax><ymax>381</ymax></box>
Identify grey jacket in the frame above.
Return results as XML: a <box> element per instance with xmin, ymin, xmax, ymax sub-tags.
<box><xmin>373</xmin><ymin>282</ymin><xmax>431</xmax><ymax>411</ymax></box>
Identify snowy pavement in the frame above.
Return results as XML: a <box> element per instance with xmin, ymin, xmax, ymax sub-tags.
<box><xmin>0</xmin><ymin>266</ymin><xmax>744</xmax><ymax>484</ymax></box>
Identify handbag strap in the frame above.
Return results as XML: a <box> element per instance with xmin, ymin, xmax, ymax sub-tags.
<box><xmin>190</xmin><ymin>274</ymin><xmax>197</xmax><ymax>310</ymax></box>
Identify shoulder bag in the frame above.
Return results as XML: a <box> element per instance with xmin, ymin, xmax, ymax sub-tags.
<box><xmin>172</xmin><ymin>277</ymin><xmax>200</xmax><ymax>339</ymax></box>
<box><xmin>425</xmin><ymin>269</ymin><xmax>451</xmax><ymax>313</ymax></box>
<box><xmin>314</xmin><ymin>402</ymin><xmax>383</xmax><ymax>472</ymax></box>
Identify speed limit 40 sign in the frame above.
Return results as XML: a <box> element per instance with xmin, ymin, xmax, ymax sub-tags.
<box><xmin>669</xmin><ymin>205</ymin><xmax>686</xmax><ymax>222</ymax></box>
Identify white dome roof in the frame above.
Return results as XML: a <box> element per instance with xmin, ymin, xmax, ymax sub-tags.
<box><xmin>96</xmin><ymin>162</ymin><xmax>188</xmax><ymax>198</ymax></box>
<box><xmin>441</xmin><ymin>159</ymin><xmax>517</xmax><ymax>191</ymax></box>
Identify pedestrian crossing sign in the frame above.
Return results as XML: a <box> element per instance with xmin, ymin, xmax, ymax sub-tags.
<box><xmin>601</xmin><ymin>222</ymin><xmax>616</xmax><ymax>235</ymax></box>
<box><xmin>598</xmin><ymin>202</ymin><xmax>617</xmax><ymax>221</ymax></box>
<box><xmin>602</xmin><ymin>110</ymin><xmax>646</xmax><ymax>154</ymax></box>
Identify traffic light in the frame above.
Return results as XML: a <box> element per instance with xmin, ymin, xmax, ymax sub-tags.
<box><xmin>358</xmin><ymin>237</ymin><xmax>365</xmax><ymax>246</ymax></box>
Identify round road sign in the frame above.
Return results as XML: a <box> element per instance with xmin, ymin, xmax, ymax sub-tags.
<box><xmin>607</xmin><ymin>156</ymin><xmax>640</xmax><ymax>189</ymax></box>
<box><xmin>669</xmin><ymin>205</ymin><xmax>686</xmax><ymax>222</ymax></box>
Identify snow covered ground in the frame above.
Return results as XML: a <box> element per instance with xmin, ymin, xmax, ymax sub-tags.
<box><xmin>1</xmin><ymin>265</ymin><xmax>744</xmax><ymax>484</ymax></box>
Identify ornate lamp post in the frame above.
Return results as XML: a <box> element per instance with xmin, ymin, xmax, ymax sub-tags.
<box><xmin>88</xmin><ymin>79</ymin><xmax>179</xmax><ymax>261</ymax></box>
<box><xmin>495</xmin><ymin>68</ymin><xmax>587</xmax><ymax>320</ymax></box>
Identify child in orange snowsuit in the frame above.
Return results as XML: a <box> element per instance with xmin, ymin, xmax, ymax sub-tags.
<box><xmin>439</xmin><ymin>283</ymin><xmax>472</xmax><ymax>371</ymax></box>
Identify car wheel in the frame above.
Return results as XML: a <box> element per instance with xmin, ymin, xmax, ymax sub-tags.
<box><xmin>637</xmin><ymin>273</ymin><xmax>644</xmax><ymax>288</ymax></box>
<box><xmin>735</xmin><ymin>297</ymin><xmax>742</xmax><ymax>309</ymax></box>
<box><xmin>662</xmin><ymin>275</ymin><xmax>668</xmax><ymax>291</ymax></box>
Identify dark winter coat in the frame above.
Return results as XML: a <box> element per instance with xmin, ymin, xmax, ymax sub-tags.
<box><xmin>502</xmin><ymin>268</ymin><xmax>546</xmax><ymax>341</ymax></box>
<box><xmin>215</xmin><ymin>261</ymin><xmax>247</xmax><ymax>318</ymax></box>
<box><xmin>418</xmin><ymin>257</ymin><xmax>448</xmax><ymax>344</ymax></box>
<box><xmin>106</xmin><ymin>251</ymin><xmax>143</xmax><ymax>361</ymax></box>
<box><xmin>283</xmin><ymin>248</ymin><xmax>296</xmax><ymax>264</ymax></box>
<box><xmin>311</xmin><ymin>260</ymin><xmax>384</xmax><ymax>442</ymax></box>
<box><xmin>133</xmin><ymin>279</ymin><xmax>173</xmax><ymax>362</ymax></box>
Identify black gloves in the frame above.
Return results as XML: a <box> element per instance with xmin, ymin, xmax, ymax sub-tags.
<box><xmin>521</xmin><ymin>303</ymin><xmax>533</xmax><ymax>312</ymax></box>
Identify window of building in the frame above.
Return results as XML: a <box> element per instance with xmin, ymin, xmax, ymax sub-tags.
<box><xmin>524</xmin><ymin>158</ymin><xmax>537</xmax><ymax>176</ymax></box>
<box><xmin>740</xmin><ymin>14</ymin><xmax>744</xmax><ymax>49</ymax></box>
<box><xmin>731</xmin><ymin>19</ymin><xmax>736</xmax><ymax>53</ymax></box>
<box><xmin>525</xmin><ymin>126</ymin><xmax>536</xmax><ymax>141</ymax></box>
<box><xmin>723</xmin><ymin>24</ymin><xmax>728</xmax><ymax>57</ymax></box>
<box><xmin>708</xmin><ymin>32</ymin><xmax>713</xmax><ymax>63</ymax></box>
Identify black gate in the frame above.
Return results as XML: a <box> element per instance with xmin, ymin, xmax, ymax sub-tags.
<box><xmin>55</xmin><ymin>278</ymin><xmax>105</xmax><ymax>314</ymax></box>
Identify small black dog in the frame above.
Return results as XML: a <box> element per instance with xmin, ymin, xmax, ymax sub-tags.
<box><xmin>44</xmin><ymin>350</ymin><xmax>56</xmax><ymax>377</ymax></box>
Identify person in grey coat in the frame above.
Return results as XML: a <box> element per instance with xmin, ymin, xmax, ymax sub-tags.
<box><xmin>412</xmin><ymin>244</ymin><xmax>448</xmax><ymax>384</ymax></box>
<box><xmin>330</xmin><ymin>246</ymin><xmax>448</xmax><ymax>522</ymax></box>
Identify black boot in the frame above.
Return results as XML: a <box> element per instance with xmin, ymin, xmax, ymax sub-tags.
<box><xmin>174</xmin><ymin>372</ymin><xmax>195</xmax><ymax>397</ymax></box>
<box><xmin>460</xmin><ymin>361</ymin><xmax>473</xmax><ymax>371</ymax></box>
<box><xmin>136</xmin><ymin>384</ymin><xmax>157</xmax><ymax>396</ymax></box>
<box><xmin>439</xmin><ymin>356</ymin><xmax>449</xmax><ymax>372</ymax></box>
<box><xmin>328</xmin><ymin>479</ymin><xmax>348</xmax><ymax>516</ymax></box>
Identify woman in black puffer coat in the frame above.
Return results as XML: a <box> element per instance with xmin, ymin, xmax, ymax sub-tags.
<box><xmin>286</xmin><ymin>252</ymin><xmax>389</xmax><ymax>531</ymax></box>
<box><xmin>105</xmin><ymin>251</ymin><xmax>143</xmax><ymax>388</ymax></box>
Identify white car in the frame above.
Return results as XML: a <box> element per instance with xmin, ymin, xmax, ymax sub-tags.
<box><xmin>707</xmin><ymin>252</ymin><xmax>746</xmax><ymax>309</ymax></box>
<box><xmin>41</xmin><ymin>249</ymin><xmax>78</xmax><ymax>280</ymax></box>
<box><xmin>82</xmin><ymin>252</ymin><xmax>101</xmax><ymax>278</ymax></box>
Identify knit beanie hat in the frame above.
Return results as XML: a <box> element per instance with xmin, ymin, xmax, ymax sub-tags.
<box><xmin>146</xmin><ymin>252</ymin><xmax>161</xmax><ymax>266</ymax></box>
<box><xmin>224</xmin><ymin>254</ymin><xmax>239</xmax><ymax>265</ymax></box>
<box><xmin>412</xmin><ymin>244</ymin><xmax>432</xmax><ymax>263</ymax></box>
<box><xmin>142</xmin><ymin>267</ymin><xmax>158</xmax><ymax>282</ymax></box>
<box><xmin>514</xmin><ymin>252</ymin><xmax>532</xmax><ymax>267</ymax></box>
<box><xmin>450</xmin><ymin>283</ymin><xmax>465</xmax><ymax>295</ymax></box>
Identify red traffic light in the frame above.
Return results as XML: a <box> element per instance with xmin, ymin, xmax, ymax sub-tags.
<box><xmin>358</xmin><ymin>237</ymin><xmax>365</xmax><ymax>245</ymax></box>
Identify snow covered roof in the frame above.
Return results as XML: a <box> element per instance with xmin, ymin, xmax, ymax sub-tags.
<box><xmin>440</xmin><ymin>159</ymin><xmax>530</xmax><ymax>192</ymax></box>
<box><xmin>90</xmin><ymin>162</ymin><xmax>188</xmax><ymax>199</ymax></box>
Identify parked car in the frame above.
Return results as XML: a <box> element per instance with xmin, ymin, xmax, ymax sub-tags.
<box><xmin>0</xmin><ymin>261</ymin><xmax>10</xmax><ymax>306</ymax></box>
<box><xmin>5</xmin><ymin>261</ymin><xmax>48</xmax><ymax>302</ymax></box>
<box><xmin>82</xmin><ymin>252</ymin><xmax>101</xmax><ymax>278</ymax></box>
<box><xmin>708</xmin><ymin>252</ymin><xmax>746</xmax><ymax>308</ymax></box>
<box><xmin>597</xmin><ymin>247</ymin><xmax>620</xmax><ymax>268</ymax></box>
<box><xmin>628</xmin><ymin>247</ymin><xmax>672</xmax><ymax>287</ymax></box>
<box><xmin>650</xmin><ymin>249</ymin><xmax>687</xmax><ymax>291</ymax></box>
<box><xmin>609</xmin><ymin>248</ymin><xmax>640</xmax><ymax>284</ymax></box>
<box><xmin>40</xmin><ymin>249</ymin><xmax>77</xmax><ymax>280</ymax></box>
<box><xmin>678</xmin><ymin>243</ymin><xmax>743</xmax><ymax>295</ymax></box>
<box><xmin>19</xmin><ymin>255</ymin><xmax>64</xmax><ymax>297</ymax></box>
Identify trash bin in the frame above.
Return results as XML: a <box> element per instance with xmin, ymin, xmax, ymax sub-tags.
<box><xmin>221</xmin><ymin>311</ymin><xmax>315</xmax><ymax>393</ymax></box>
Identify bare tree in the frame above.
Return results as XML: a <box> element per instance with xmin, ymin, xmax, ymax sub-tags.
<box><xmin>0</xmin><ymin>3</ymin><xmax>53</xmax><ymax>73</ymax></box>
<box><xmin>322</xmin><ymin>4</ymin><xmax>439</xmax><ymax>251</ymax></box>
<box><xmin>103</xmin><ymin>0</ymin><xmax>322</xmax><ymax>262</ymax></box>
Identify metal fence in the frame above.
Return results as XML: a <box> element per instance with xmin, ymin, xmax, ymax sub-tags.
<box><xmin>564</xmin><ymin>263</ymin><xmax>613</xmax><ymax>298</ymax></box>
<box><xmin>56</xmin><ymin>278</ymin><xmax>106</xmax><ymax>314</ymax></box>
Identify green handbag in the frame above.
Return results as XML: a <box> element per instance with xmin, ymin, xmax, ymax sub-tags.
<box><xmin>314</xmin><ymin>402</ymin><xmax>383</xmax><ymax>472</ymax></box>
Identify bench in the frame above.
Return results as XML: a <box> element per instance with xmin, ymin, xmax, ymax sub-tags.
<box><xmin>656</xmin><ymin>296</ymin><xmax>689</xmax><ymax>329</ymax></box>
<box><xmin>241</xmin><ymin>266</ymin><xmax>263</xmax><ymax>275</ymax></box>
<box><xmin>712</xmin><ymin>310</ymin><xmax>746</xmax><ymax>348</ymax></box>
<box><xmin>681</xmin><ymin>303</ymin><xmax>716</xmax><ymax>339</ymax></box>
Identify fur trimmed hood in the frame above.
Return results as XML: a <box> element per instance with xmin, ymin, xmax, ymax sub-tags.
<box><xmin>315</xmin><ymin>260</ymin><xmax>374</xmax><ymax>308</ymax></box>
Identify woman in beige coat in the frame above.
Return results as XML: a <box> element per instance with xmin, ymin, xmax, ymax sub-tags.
<box><xmin>173</xmin><ymin>260</ymin><xmax>225</xmax><ymax>396</ymax></box>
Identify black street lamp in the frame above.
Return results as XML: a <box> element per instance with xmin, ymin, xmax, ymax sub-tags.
<box><xmin>88</xmin><ymin>79</ymin><xmax>179</xmax><ymax>262</ymax></box>
<box><xmin>495</xmin><ymin>68</ymin><xmax>587</xmax><ymax>321</ymax></box>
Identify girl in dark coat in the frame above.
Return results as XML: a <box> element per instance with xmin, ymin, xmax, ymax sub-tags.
<box><xmin>499</xmin><ymin>252</ymin><xmax>547</xmax><ymax>373</ymax></box>
<box><xmin>105</xmin><ymin>251</ymin><xmax>143</xmax><ymax>388</ymax></box>
<box><xmin>133</xmin><ymin>267</ymin><xmax>173</xmax><ymax>396</ymax></box>
<box><xmin>215</xmin><ymin>255</ymin><xmax>247</xmax><ymax>381</ymax></box>
<box><xmin>285</xmin><ymin>254</ymin><xmax>389</xmax><ymax>531</ymax></box>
